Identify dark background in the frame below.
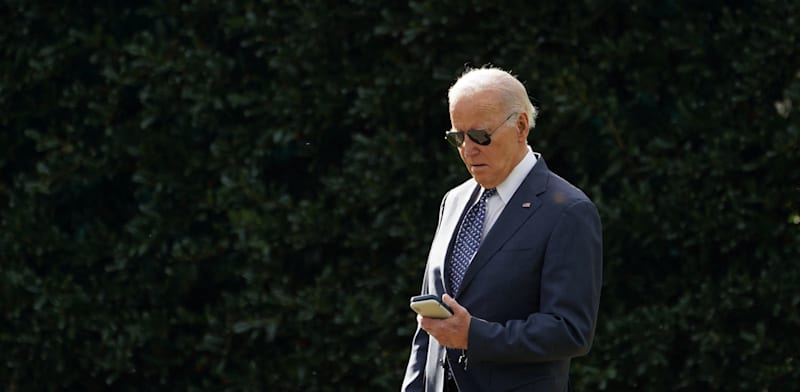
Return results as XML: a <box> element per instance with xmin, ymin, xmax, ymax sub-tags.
<box><xmin>2</xmin><ymin>1</ymin><xmax>799</xmax><ymax>390</ymax></box>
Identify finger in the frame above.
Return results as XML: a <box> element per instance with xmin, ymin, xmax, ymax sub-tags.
<box><xmin>442</xmin><ymin>293</ymin><xmax>454</xmax><ymax>304</ymax></box>
<box><xmin>441</xmin><ymin>294</ymin><xmax>462</xmax><ymax>313</ymax></box>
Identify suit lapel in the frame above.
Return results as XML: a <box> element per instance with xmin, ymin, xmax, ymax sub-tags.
<box><xmin>456</xmin><ymin>159</ymin><xmax>551</xmax><ymax>297</ymax></box>
<box><xmin>427</xmin><ymin>181</ymin><xmax>480</xmax><ymax>295</ymax></box>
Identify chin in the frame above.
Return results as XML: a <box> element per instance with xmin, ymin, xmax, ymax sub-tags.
<box><xmin>473</xmin><ymin>178</ymin><xmax>495</xmax><ymax>189</ymax></box>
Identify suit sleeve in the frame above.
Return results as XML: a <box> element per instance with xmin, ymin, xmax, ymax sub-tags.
<box><xmin>401</xmin><ymin>322</ymin><xmax>429</xmax><ymax>391</ymax></box>
<box><xmin>467</xmin><ymin>199</ymin><xmax>603</xmax><ymax>363</ymax></box>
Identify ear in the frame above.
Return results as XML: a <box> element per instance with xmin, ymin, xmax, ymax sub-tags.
<box><xmin>516</xmin><ymin>112</ymin><xmax>530</xmax><ymax>141</ymax></box>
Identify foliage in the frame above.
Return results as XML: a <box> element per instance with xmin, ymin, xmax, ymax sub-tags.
<box><xmin>2</xmin><ymin>0</ymin><xmax>799</xmax><ymax>390</ymax></box>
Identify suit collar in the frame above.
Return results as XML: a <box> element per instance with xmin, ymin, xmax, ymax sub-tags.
<box><xmin>494</xmin><ymin>149</ymin><xmax>540</xmax><ymax>204</ymax></box>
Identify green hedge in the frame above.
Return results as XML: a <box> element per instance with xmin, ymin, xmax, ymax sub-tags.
<box><xmin>2</xmin><ymin>1</ymin><xmax>799</xmax><ymax>390</ymax></box>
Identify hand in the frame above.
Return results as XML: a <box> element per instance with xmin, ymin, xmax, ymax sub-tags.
<box><xmin>418</xmin><ymin>294</ymin><xmax>471</xmax><ymax>349</ymax></box>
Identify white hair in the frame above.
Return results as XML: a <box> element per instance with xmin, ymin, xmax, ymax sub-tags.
<box><xmin>448</xmin><ymin>66</ymin><xmax>538</xmax><ymax>129</ymax></box>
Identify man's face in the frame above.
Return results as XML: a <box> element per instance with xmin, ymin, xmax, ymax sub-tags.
<box><xmin>449</xmin><ymin>91</ymin><xmax>527</xmax><ymax>189</ymax></box>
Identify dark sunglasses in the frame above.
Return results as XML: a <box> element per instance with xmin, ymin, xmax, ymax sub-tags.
<box><xmin>444</xmin><ymin>112</ymin><xmax>518</xmax><ymax>147</ymax></box>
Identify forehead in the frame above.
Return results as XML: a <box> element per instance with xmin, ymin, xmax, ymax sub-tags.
<box><xmin>449</xmin><ymin>90</ymin><xmax>504</xmax><ymax>130</ymax></box>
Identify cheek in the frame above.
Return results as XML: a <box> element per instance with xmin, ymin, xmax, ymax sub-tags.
<box><xmin>484</xmin><ymin>150</ymin><xmax>500</xmax><ymax>166</ymax></box>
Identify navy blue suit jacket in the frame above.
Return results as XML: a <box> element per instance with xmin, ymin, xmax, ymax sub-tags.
<box><xmin>402</xmin><ymin>157</ymin><xmax>602</xmax><ymax>392</ymax></box>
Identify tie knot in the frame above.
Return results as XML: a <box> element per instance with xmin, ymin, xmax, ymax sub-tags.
<box><xmin>482</xmin><ymin>188</ymin><xmax>496</xmax><ymax>200</ymax></box>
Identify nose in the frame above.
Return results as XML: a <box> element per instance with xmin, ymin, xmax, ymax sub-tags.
<box><xmin>461</xmin><ymin>135</ymin><xmax>480</xmax><ymax>156</ymax></box>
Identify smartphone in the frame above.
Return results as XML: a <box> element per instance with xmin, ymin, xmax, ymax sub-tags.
<box><xmin>410</xmin><ymin>294</ymin><xmax>452</xmax><ymax>319</ymax></box>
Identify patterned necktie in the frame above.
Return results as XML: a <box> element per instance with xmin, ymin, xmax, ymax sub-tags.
<box><xmin>448</xmin><ymin>188</ymin><xmax>496</xmax><ymax>295</ymax></box>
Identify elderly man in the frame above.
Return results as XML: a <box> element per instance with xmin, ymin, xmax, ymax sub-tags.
<box><xmin>402</xmin><ymin>67</ymin><xmax>603</xmax><ymax>392</ymax></box>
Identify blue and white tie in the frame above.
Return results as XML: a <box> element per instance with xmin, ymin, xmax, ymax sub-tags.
<box><xmin>449</xmin><ymin>188</ymin><xmax>496</xmax><ymax>295</ymax></box>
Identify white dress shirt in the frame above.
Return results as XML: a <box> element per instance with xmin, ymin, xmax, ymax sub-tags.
<box><xmin>482</xmin><ymin>146</ymin><xmax>539</xmax><ymax>238</ymax></box>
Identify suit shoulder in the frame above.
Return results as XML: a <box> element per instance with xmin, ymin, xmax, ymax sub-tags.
<box><xmin>544</xmin><ymin>171</ymin><xmax>595</xmax><ymax>208</ymax></box>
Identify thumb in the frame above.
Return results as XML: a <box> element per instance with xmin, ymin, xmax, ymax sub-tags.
<box><xmin>442</xmin><ymin>294</ymin><xmax>462</xmax><ymax>313</ymax></box>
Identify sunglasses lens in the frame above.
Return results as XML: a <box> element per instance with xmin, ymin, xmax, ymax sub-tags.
<box><xmin>446</xmin><ymin>130</ymin><xmax>493</xmax><ymax>147</ymax></box>
<box><xmin>445</xmin><ymin>132</ymin><xmax>464</xmax><ymax>147</ymax></box>
<box><xmin>468</xmin><ymin>130</ymin><xmax>491</xmax><ymax>145</ymax></box>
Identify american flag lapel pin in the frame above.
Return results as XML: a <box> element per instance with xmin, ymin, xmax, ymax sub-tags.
<box><xmin>522</xmin><ymin>202</ymin><xmax>531</xmax><ymax>208</ymax></box>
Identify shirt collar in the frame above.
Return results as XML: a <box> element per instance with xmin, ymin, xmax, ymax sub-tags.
<box><xmin>493</xmin><ymin>146</ymin><xmax>539</xmax><ymax>204</ymax></box>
